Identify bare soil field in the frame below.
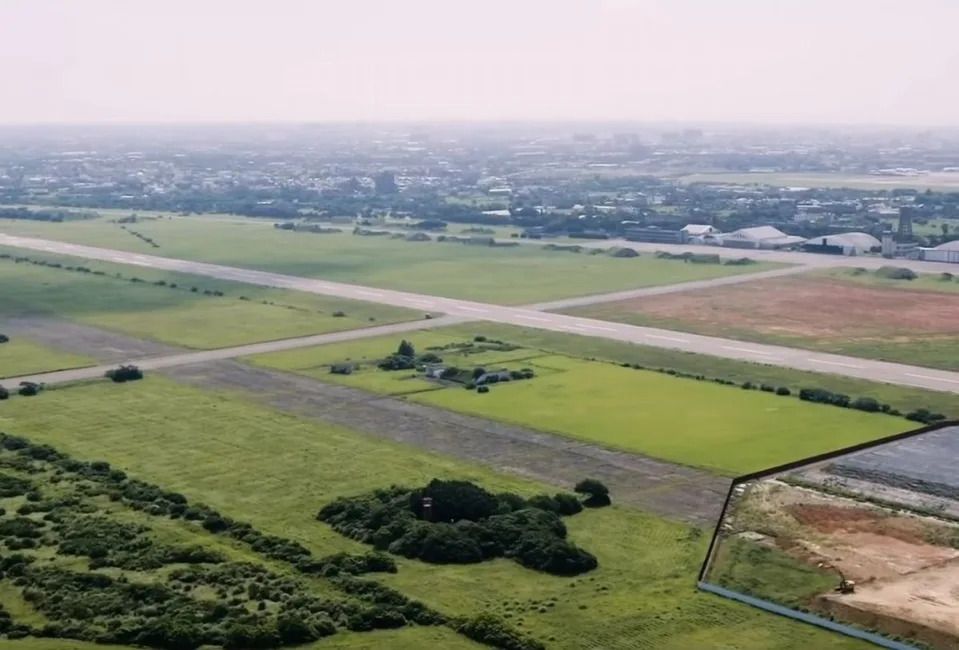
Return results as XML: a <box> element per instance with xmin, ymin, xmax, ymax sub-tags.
<box><xmin>162</xmin><ymin>360</ymin><xmax>730</xmax><ymax>527</ymax></box>
<box><xmin>722</xmin><ymin>480</ymin><xmax>959</xmax><ymax>647</ymax></box>
<box><xmin>571</xmin><ymin>275</ymin><xmax>959</xmax><ymax>369</ymax></box>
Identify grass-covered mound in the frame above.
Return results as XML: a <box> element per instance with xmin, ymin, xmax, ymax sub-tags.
<box><xmin>318</xmin><ymin>479</ymin><xmax>598</xmax><ymax>576</ymax></box>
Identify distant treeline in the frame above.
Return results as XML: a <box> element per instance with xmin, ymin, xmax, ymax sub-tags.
<box><xmin>0</xmin><ymin>206</ymin><xmax>99</xmax><ymax>222</ymax></box>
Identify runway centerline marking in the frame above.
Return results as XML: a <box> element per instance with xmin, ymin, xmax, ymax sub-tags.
<box><xmin>808</xmin><ymin>359</ymin><xmax>863</xmax><ymax>369</ymax></box>
<box><xmin>646</xmin><ymin>334</ymin><xmax>689</xmax><ymax>342</ymax></box>
<box><xmin>905</xmin><ymin>373</ymin><xmax>959</xmax><ymax>385</ymax></box>
<box><xmin>721</xmin><ymin>345</ymin><xmax>773</xmax><ymax>355</ymax></box>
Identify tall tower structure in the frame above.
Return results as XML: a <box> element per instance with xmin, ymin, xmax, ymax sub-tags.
<box><xmin>897</xmin><ymin>206</ymin><xmax>914</xmax><ymax>240</ymax></box>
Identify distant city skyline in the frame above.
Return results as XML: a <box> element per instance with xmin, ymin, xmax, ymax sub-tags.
<box><xmin>2</xmin><ymin>0</ymin><xmax>958</xmax><ymax>126</ymax></box>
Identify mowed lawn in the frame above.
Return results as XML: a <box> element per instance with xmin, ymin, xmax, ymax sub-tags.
<box><xmin>0</xmin><ymin>379</ymin><xmax>866</xmax><ymax>650</ymax></box>
<box><xmin>567</xmin><ymin>268</ymin><xmax>959</xmax><ymax>371</ymax></box>
<box><xmin>0</xmin><ymin>216</ymin><xmax>781</xmax><ymax>303</ymax></box>
<box><xmin>0</xmin><ymin>338</ymin><xmax>93</xmax><ymax>378</ymax></box>
<box><xmin>248</xmin><ymin>332</ymin><xmax>907</xmax><ymax>475</ymax></box>
<box><xmin>0</xmin><ymin>252</ymin><xmax>416</xmax><ymax>350</ymax></box>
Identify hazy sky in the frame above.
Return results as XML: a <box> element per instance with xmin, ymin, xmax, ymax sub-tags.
<box><xmin>2</xmin><ymin>0</ymin><xmax>958</xmax><ymax>125</ymax></box>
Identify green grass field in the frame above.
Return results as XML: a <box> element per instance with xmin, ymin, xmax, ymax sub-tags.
<box><xmin>247</xmin><ymin>331</ymin><xmax>907</xmax><ymax>475</ymax></box>
<box><xmin>0</xmin><ymin>378</ymin><xmax>867</xmax><ymax>650</ymax></box>
<box><xmin>0</xmin><ymin>250</ymin><xmax>416</xmax><ymax>350</ymax></box>
<box><xmin>679</xmin><ymin>171</ymin><xmax>959</xmax><ymax>191</ymax></box>
<box><xmin>0</xmin><ymin>338</ymin><xmax>92</xmax><ymax>378</ymax></box>
<box><xmin>0</xmin><ymin>214</ymin><xmax>780</xmax><ymax>303</ymax></box>
<box><xmin>427</xmin><ymin>323</ymin><xmax>959</xmax><ymax>417</ymax></box>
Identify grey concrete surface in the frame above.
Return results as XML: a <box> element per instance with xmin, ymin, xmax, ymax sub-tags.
<box><xmin>2</xmin><ymin>233</ymin><xmax>958</xmax><ymax>394</ymax></box>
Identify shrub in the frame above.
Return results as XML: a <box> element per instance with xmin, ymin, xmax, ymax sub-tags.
<box><xmin>454</xmin><ymin>614</ymin><xmax>546</xmax><ymax>650</ymax></box>
<box><xmin>775</xmin><ymin>386</ymin><xmax>791</xmax><ymax>396</ymax></box>
<box><xmin>396</xmin><ymin>340</ymin><xmax>415</xmax><ymax>358</ymax></box>
<box><xmin>477</xmin><ymin>385</ymin><xmax>490</xmax><ymax>394</ymax></box>
<box><xmin>104</xmin><ymin>364</ymin><xmax>144</xmax><ymax>383</ymax></box>
<box><xmin>798</xmin><ymin>387</ymin><xmax>850</xmax><ymax>407</ymax></box>
<box><xmin>875</xmin><ymin>266</ymin><xmax>917</xmax><ymax>281</ymax></box>
<box><xmin>0</xmin><ymin>385</ymin><xmax>8</xmax><ymax>400</ymax></box>
<box><xmin>17</xmin><ymin>382</ymin><xmax>41</xmax><ymax>397</ymax></box>
<box><xmin>329</xmin><ymin>363</ymin><xmax>353</xmax><ymax>375</ymax></box>
<box><xmin>760</xmin><ymin>383</ymin><xmax>775</xmax><ymax>393</ymax></box>
<box><xmin>0</xmin><ymin>333</ymin><xmax>8</xmax><ymax>344</ymax></box>
<box><xmin>740</xmin><ymin>381</ymin><xmax>754</xmax><ymax>390</ymax></box>
<box><xmin>851</xmin><ymin>397</ymin><xmax>881</xmax><ymax>413</ymax></box>
<box><xmin>332</xmin><ymin>310</ymin><xmax>347</xmax><ymax>317</ymax></box>
<box><xmin>905</xmin><ymin>409</ymin><xmax>947</xmax><ymax>424</ymax></box>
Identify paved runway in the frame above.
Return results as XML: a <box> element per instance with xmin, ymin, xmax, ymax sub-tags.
<box><xmin>2</xmin><ymin>233</ymin><xmax>959</xmax><ymax>394</ymax></box>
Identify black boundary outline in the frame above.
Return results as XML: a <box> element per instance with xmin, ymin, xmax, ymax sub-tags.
<box><xmin>698</xmin><ymin>419</ymin><xmax>959</xmax><ymax>582</ymax></box>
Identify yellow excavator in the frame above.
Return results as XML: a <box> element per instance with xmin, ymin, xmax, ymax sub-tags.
<box><xmin>818</xmin><ymin>562</ymin><xmax>855</xmax><ymax>594</ymax></box>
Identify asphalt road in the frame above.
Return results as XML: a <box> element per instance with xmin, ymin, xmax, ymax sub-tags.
<box><xmin>2</xmin><ymin>233</ymin><xmax>959</xmax><ymax>394</ymax></box>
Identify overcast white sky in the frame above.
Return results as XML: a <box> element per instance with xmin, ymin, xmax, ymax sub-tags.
<box><xmin>1</xmin><ymin>0</ymin><xmax>957</xmax><ymax>125</ymax></box>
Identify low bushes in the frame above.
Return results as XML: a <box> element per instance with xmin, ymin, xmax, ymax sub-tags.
<box><xmin>875</xmin><ymin>266</ymin><xmax>918</xmax><ymax>281</ymax></box>
<box><xmin>0</xmin><ymin>333</ymin><xmax>8</xmax><ymax>344</ymax></box>
<box><xmin>317</xmin><ymin>479</ymin><xmax>600</xmax><ymax>576</ymax></box>
<box><xmin>615</xmin><ymin>360</ymin><xmax>942</xmax><ymax>422</ymax></box>
<box><xmin>454</xmin><ymin>614</ymin><xmax>546</xmax><ymax>650</ymax></box>
<box><xmin>105</xmin><ymin>364</ymin><xmax>144</xmax><ymax>383</ymax></box>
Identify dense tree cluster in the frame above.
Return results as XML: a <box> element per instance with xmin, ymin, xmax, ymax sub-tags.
<box><xmin>318</xmin><ymin>479</ymin><xmax>599</xmax><ymax>576</ymax></box>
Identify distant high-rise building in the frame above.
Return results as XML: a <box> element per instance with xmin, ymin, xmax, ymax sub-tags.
<box><xmin>898</xmin><ymin>206</ymin><xmax>915</xmax><ymax>240</ymax></box>
<box><xmin>373</xmin><ymin>171</ymin><xmax>397</xmax><ymax>194</ymax></box>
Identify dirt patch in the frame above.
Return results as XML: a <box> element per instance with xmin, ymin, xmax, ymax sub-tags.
<box><xmin>161</xmin><ymin>360</ymin><xmax>729</xmax><ymax>527</ymax></box>
<box><xmin>818</xmin><ymin>559</ymin><xmax>959</xmax><ymax>649</ymax></box>
<box><xmin>591</xmin><ymin>275</ymin><xmax>959</xmax><ymax>340</ymax></box>
<box><xmin>0</xmin><ymin>316</ymin><xmax>180</xmax><ymax>362</ymax></box>
<box><xmin>737</xmin><ymin>482</ymin><xmax>959</xmax><ymax>582</ymax></box>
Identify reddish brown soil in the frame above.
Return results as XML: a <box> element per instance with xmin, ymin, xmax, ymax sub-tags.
<box><xmin>596</xmin><ymin>276</ymin><xmax>959</xmax><ymax>340</ymax></box>
<box><xmin>786</xmin><ymin>503</ymin><xmax>926</xmax><ymax>544</ymax></box>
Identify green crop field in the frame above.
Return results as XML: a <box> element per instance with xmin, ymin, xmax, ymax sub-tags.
<box><xmin>0</xmin><ymin>378</ymin><xmax>866</xmax><ymax>650</ymax></box>
<box><xmin>0</xmin><ymin>214</ymin><xmax>780</xmax><ymax>303</ymax></box>
<box><xmin>0</xmin><ymin>249</ymin><xmax>416</xmax><ymax>351</ymax></box>
<box><xmin>0</xmin><ymin>338</ymin><xmax>92</xmax><ymax>378</ymax></box>
<box><xmin>248</xmin><ymin>331</ymin><xmax>907</xmax><ymax>475</ymax></box>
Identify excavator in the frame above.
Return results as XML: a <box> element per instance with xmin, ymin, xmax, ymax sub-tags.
<box><xmin>818</xmin><ymin>562</ymin><xmax>855</xmax><ymax>594</ymax></box>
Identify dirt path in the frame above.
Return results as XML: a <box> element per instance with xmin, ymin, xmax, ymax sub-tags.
<box><xmin>0</xmin><ymin>316</ymin><xmax>180</xmax><ymax>361</ymax></box>
<box><xmin>162</xmin><ymin>360</ymin><xmax>729</xmax><ymax>527</ymax></box>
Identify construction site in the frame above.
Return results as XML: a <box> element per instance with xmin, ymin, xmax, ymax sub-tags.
<box><xmin>701</xmin><ymin>422</ymin><xmax>959</xmax><ymax>650</ymax></box>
